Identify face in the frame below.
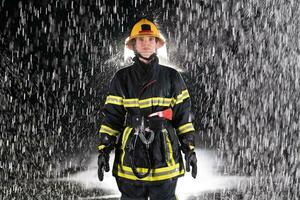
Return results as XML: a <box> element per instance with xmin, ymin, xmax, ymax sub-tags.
<box><xmin>134</xmin><ymin>36</ymin><xmax>158</xmax><ymax>58</ymax></box>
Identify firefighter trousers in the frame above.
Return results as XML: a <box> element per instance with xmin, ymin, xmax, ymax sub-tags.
<box><xmin>116</xmin><ymin>178</ymin><xmax>178</xmax><ymax>200</ymax></box>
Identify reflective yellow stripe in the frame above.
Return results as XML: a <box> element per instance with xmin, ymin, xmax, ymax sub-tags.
<box><xmin>139</xmin><ymin>98</ymin><xmax>172</xmax><ymax>108</ymax></box>
<box><xmin>121</xmin><ymin>127</ymin><xmax>133</xmax><ymax>166</ymax></box>
<box><xmin>139</xmin><ymin>99</ymin><xmax>153</xmax><ymax>108</ymax></box>
<box><xmin>163</xmin><ymin>129</ymin><xmax>175</xmax><ymax>166</ymax></box>
<box><xmin>123</xmin><ymin>99</ymin><xmax>139</xmax><ymax>107</ymax></box>
<box><xmin>123</xmin><ymin>97</ymin><xmax>172</xmax><ymax>108</ymax></box>
<box><xmin>104</xmin><ymin>91</ymin><xmax>189</xmax><ymax>108</ymax></box>
<box><xmin>99</xmin><ymin>125</ymin><xmax>119</xmax><ymax>136</ymax></box>
<box><xmin>177</xmin><ymin>123</ymin><xmax>195</xmax><ymax>135</ymax></box>
<box><xmin>171</xmin><ymin>89</ymin><xmax>190</xmax><ymax>107</ymax></box>
<box><xmin>105</xmin><ymin>95</ymin><xmax>123</xmax><ymax>105</ymax></box>
<box><xmin>97</xmin><ymin>145</ymin><xmax>106</xmax><ymax>151</ymax></box>
<box><xmin>113</xmin><ymin>163</ymin><xmax>184</xmax><ymax>181</ymax></box>
<box><xmin>177</xmin><ymin>90</ymin><xmax>190</xmax><ymax>104</ymax></box>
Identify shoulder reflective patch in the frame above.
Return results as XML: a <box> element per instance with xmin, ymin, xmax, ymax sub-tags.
<box><xmin>177</xmin><ymin>123</ymin><xmax>195</xmax><ymax>135</ymax></box>
<box><xmin>99</xmin><ymin>125</ymin><xmax>119</xmax><ymax>136</ymax></box>
<box><xmin>105</xmin><ymin>95</ymin><xmax>123</xmax><ymax>105</ymax></box>
<box><xmin>171</xmin><ymin>89</ymin><xmax>190</xmax><ymax>107</ymax></box>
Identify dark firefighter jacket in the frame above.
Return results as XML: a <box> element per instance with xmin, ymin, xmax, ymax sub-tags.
<box><xmin>98</xmin><ymin>56</ymin><xmax>195</xmax><ymax>183</ymax></box>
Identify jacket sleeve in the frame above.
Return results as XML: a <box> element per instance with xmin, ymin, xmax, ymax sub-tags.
<box><xmin>98</xmin><ymin>71</ymin><xmax>126</xmax><ymax>151</ymax></box>
<box><xmin>171</xmin><ymin>71</ymin><xmax>195</xmax><ymax>152</ymax></box>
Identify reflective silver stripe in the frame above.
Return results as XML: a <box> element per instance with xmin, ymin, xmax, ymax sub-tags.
<box><xmin>124</xmin><ymin>97</ymin><xmax>172</xmax><ymax>108</ymax></box>
<box><xmin>151</xmin><ymin>98</ymin><xmax>171</xmax><ymax>107</ymax></box>
<box><xmin>138</xmin><ymin>99</ymin><xmax>152</xmax><ymax>107</ymax></box>
<box><xmin>123</xmin><ymin>99</ymin><xmax>139</xmax><ymax>107</ymax></box>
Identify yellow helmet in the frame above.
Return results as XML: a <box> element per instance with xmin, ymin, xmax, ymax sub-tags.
<box><xmin>125</xmin><ymin>18</ymin><xmax>165</xmax><ymax>50</ymax></box>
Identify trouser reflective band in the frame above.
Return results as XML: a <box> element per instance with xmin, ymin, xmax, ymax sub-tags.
<box><xmin>114</xmin><ymin>163</ymin><xmax>184</xmax><ymax>181</ymax></box>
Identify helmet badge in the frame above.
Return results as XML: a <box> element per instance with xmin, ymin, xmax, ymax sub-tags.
<box><xmin>139</xmin><ymin>24</ymin><xmax>153</xmax><ymax>33</ymax></box>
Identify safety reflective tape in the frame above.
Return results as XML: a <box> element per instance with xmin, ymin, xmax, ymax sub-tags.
<box><xmin>121</xmin><ymin>127</ymin><xmax>133</xmax><ymax>166</ymax></box>
<box><xmin>171</xmin><ymin>89</ymin><xmax>190</xmax><ymax>107</ymax></box>
<box><xmin>139</xmin><ymin>98</ymin><xmax>171</xmax><ymax>108</ymax></box>
<box><xmin>176</xmin><ymin>90</ymin><xmax>190</xmax><ymax>103</ymax></box>
<box><xmin>139</xmin><ymin>99</ymin><xmax>154</xmax><ymax>108</ymax></box>
<box><xmin>123</xmin><ymin>98</ymin><xmax>172</xmax><ymax>108</ymax></box>
<box><xmin>105</xmin><ymin>95</ymin><xmax>123</xmax><ymax>105</ymax></box>
<box><xmin>123</xmin><ymin>99</ymin><xmax>139</xmax><ymax>107</ymax></box>
<box><xmin>163</xmin><ymin>129</ymin><xmax>175</xmax><ymax>166</ymax></box>
<box><xmin>99</xmin><ymin>125</ymin><xmax>119</xmax><ymax>136</ymax></box>
<box><xmin>121</xmin><ymin>127</ymin><xmax>133</xmax><ymax>150</ymax></box>
<box><xmin>177</xmin><ymin>123</ymin><xmax>195</xmax><ymax>135</ymax></box>
<box><xmin>114</xmin><ymin>163</ymin><xmax>184</xmax><ymax>181</ymax></box>
<box><xmin>104</xmin><ymin>92</ymin><xmax>189</xmax><ymax>108</ymax></box>
<box><xmin>97</xmin><ymin>145</ymin><xmax>106</xmax><ymax>151</ymax></box>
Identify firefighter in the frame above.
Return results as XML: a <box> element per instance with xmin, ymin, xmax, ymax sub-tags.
<box><xmin>97</xmin><ymin>18</ymin><xmax>197</xmax><ymax>200</ymax></box>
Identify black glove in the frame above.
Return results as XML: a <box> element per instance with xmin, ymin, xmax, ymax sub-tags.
<box><xmin>185</xmin><ymin>150</ymin><xmax>197</xmax><ymax>178</ymax></box>
<box><xmin>97</xmin><ymin>151</ymin><xmax>110</xmax><ymax>181</ymax></box>
<box><xmin>97</xmin><ymin>133</ymin><xmax>116</xmax><ymax>181</ymax></box>
<box><xmin>179</xmin><ymin>133</ymin><xmax>197</xmax><ymax>178</ymax></box>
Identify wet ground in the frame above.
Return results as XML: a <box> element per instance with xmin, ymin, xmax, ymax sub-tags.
<box><xmin>2</xmin><ymin>149</ymin><xmax>297</xmax><ymax>200</ymax></box>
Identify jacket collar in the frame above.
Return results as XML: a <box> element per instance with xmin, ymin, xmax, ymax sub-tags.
<box><xmin>133</xmin><ymin>54</ymin><xmax>159</xmax><ymax>74</ymax></box>
<box><xmin>132</xmin><ymin>54</ymin><xmax>159</xmax><ymax>89</ymax></box>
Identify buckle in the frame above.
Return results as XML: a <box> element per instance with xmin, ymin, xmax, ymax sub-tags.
<box><xmin>130</xmin><ymin>115</ymin><xmax>143</xmax><ymax>128</ymax></box>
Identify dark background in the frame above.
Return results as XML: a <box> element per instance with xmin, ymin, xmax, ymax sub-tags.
<box><xmin>1</xmin><ymin>0</ymin><xmax>299</xmax><ymax>199</ymax></box>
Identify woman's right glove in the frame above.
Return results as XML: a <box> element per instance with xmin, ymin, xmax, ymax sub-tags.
<box><xmin>97</xmin><ymin>150</ymin><xmax>110</xmax><ymax>181</ymax></box>
<box><xmin>97</xmin><ymin>133</ymin><xmax>116</xmax><ymax>182</ymax></box>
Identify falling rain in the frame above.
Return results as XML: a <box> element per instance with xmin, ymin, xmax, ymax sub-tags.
<box><xmin>0</xmin><ymin>0</ymin><xmax>299</xmax><ymax>199</ymax></box>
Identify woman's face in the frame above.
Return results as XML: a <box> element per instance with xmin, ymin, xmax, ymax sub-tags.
<box><xmin>134</xmin><ymin>36</ymin><xmax>157</xmax><ymax>58</ymax></box>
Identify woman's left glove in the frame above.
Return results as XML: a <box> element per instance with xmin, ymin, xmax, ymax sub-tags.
<box><xmin>179</xmin><ymin>133</ymin><xmax>197</xmax><ymax>178</ymax></box>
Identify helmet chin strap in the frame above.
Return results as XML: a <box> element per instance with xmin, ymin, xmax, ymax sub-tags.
<box><xmin>135</xmin><ymin>53</ymin><xmax>157</xmax><ymax>62</ymax></box>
